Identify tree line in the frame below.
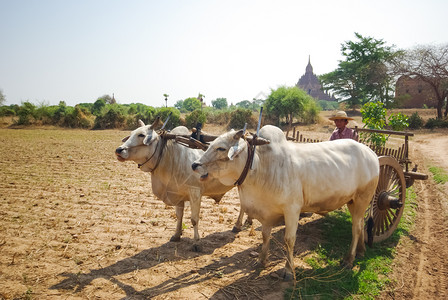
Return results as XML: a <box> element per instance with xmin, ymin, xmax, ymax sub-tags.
<box><xmin>1</xmin><ymin>32</ymin><xmax>447</xmax><ymax>129</ymax></box>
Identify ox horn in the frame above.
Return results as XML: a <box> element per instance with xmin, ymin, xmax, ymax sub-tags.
<box><xmin>150</xmin><ymin>117</ymin><xmax>162</xmax><ymax>129</ymax></box>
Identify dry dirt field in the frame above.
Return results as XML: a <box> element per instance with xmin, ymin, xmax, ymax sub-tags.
<box><xmin>0</xmin><ymin>111</ymin><xmax>447</xmax><ymax>299</ymax></box>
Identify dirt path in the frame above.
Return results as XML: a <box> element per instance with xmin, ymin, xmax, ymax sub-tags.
<box><xmin>381</xmin><ymin>130</ymin><xmax>448</xmax><ymax>299</ymax></box>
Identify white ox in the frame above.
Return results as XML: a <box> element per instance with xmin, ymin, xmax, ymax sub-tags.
<box><xmin>115</xmin><ymin>119</ymin><xmax>247</xmax><ymax>250</ymax></box>
<box><xmin>192</xmin><ymin>125</ymin><xmax>379</xmax><ymax>279</ymax></box>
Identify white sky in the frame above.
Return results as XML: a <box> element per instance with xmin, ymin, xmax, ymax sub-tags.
<box><xmin>1</xmin><ymin>0</ymin><xmax>447</xmax><ymax>107</ymax></box>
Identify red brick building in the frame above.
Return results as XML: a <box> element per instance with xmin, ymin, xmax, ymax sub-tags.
<box><xmin>395</xmin><ymin>75</ymin><xmax>438</xmax><ymax>108</ymax></box>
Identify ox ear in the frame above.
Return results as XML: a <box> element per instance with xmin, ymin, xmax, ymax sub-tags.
<box><xmin>233</xmin><ymin>129</ymin><xmax>244</xmax><ymax>140</ymax></box>
<box><xmin>149</xmin><ymin>117</ymin><xmax>161</xmax><ymax>129</ymax></box>
<box><xmin>122</xmin><ymin>136</ymin><xmax>130</xmax><ymax>143</ymax></box>
<box><xmin>228</xmin><ymin>139</ymin><xmax>245</xmax><ymax>160</ymax></box>
<box><xmin>143</xmin><ymin>126</ymin><xmax>157</xmax><ymax>145</ymax></box>
<box><xmin>138</xmin><ymin>119</ymin><xmax>145</xmax><ymax>127</ymax></box>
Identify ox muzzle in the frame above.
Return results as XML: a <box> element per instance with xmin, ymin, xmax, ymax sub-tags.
<box><xmin>192</xmin><ymin>162</ymin><xmax>209</xmax><ymax>181</ymax></box>
<box><xmin>115</xmin><ymin>147</ymin><xmax>126</xmax><ymax>161</ymax></box>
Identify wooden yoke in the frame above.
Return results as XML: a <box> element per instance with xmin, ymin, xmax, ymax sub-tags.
<box><xmin>160</xmin><ymin>131</ymin><xmax>270</xmax><ymax>151</ymax></box>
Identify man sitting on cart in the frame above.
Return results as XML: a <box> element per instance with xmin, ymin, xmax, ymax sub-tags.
<box><xmin>329</xmin><ymin>111</ymin><xmax>359</xmax><ymax>141</ymax></box>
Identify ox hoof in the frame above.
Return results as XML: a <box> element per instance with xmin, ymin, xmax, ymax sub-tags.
<box><xmin>341</xmin><ymin>258</ymin><xmax>354</xmax><ymax>269</ymax></box>
<box><xmin>170</xmin><ymin>236</ymin><xmax>181</xmax><ymax>242</ymax></box>
<box><xmin>355</xmin><ymin>250</ymin><xmax>366</xmax><ymax>259</ymax></box>
<box><xmin>191</xmin><ymin>243</ymin><xmax>202</xmax><ymax>252</ymax></box>
<box><xmin>283</xmin><ymin>271</ymin><xmax>293</xmax><ymax>282</ymax></box>
<box><xmin>271</xmin><ymin>269</ymin><xmax>293</xmax><ymax>281</ymax></box>
<box><xmin>232</xmin><ymin>226</ymin><xmax>242</xmax><ymax>233</ymax></box>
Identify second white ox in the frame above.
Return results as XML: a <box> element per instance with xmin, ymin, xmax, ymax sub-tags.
<box><xmin>115</xmin><ymin>119</ymin><xmax>246</xmax><ymax>250</ymax></box>
<box><xmin>192</xmin><ymin>125</ymin><xmax>379</xmax><ymax>279</ymax></box>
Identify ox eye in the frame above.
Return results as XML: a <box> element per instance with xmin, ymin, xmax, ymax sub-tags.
<box><xmin>138</xmin><ymin>133</ymin><xmax>145</xmax><ymax>138</ymax></box>
<box><xmin>216</xmin><ymin>147</ymin><xmax>226</xmax><ymax>152</ymax></box>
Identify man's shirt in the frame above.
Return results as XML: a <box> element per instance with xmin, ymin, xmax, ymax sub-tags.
<box><xmin>329</xmin><ymin>127</ymin><xmax>358</xmax><ymax>141</ymax></box>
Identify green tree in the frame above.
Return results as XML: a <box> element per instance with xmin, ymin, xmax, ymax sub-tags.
<box><xmin>265</xmin><ymin>86</ymin><xmax>315</xmax><ymax>127</ymax></box>
<box><xmin>211</xmin><ymin>98</ymin><xmax>228</xmax><ymax>110</ymax></box>
<box><xmin>92</xmin><ymin>99</ymin><xmax>106</xmax><ymax>116</ymax></box>
<box><xmin>183</xmin><ymin>97</ymin><xmax>201</xmax><ymax>112</ymax></box>
<box><xmin>174</xmin><ymin>100</ymin><xmax>185</xmax><ymax>112</ymax></box>
<box><xmin>163</xmin><ymin>94</ymin><xmax>169</xmax><ymax>108</ymax></box>
<box><xmin>235</xmin><ymin>100</ymin><xmax>251</xmax><ymax>109</ymax></box>
<box><xmin>320</xmin><ymin>33</ymin><xmax>397</xmax><ymax>109</ymax></box>
<box><xmin>392</xmin><ymin>43</ymin><xmax>448</xmax><ymax>119</ymax></box>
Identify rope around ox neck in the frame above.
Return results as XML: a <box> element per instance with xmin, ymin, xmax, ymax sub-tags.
<box><xmin>234</xmin><ymin>139</ymin><xmax>255</xmax><ymax>186</ymax></box>
<box><xmin>138</xmin><ymin>137</ymin><xmax>167</xmax><ymax>173</ymax></box>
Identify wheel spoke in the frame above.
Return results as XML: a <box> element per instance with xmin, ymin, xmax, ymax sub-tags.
<box><xmin>384</xmin><ymin>209</ymin><xmax>393</xmax><ymax>231</ymax></box>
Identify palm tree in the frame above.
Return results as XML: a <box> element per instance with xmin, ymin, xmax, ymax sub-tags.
<box><xmin>163</xmin><ymin>94</ymin><xmax>169</xmax><ymax>107</ymax></box>
<box><xmin>197</xmin><ymin>93</ymin><xmax>205</xmax><ymax>111</ymax></box>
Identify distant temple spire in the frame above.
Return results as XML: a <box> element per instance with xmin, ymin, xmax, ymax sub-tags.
<box><xmin>296</xmin><ymin>57</ymin><xmax>335</xmax><ymax>101</ymax></box>
<box><xmin>306</xmin><ymin>55</ymin><xmax>313</xmax><ymax>73</ymax></box>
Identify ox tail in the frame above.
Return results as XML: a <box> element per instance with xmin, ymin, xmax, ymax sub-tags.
<box><xmin>367</xmin><ymin>217</ymin><xmax>374</xmax><ymax>248</ymax></box>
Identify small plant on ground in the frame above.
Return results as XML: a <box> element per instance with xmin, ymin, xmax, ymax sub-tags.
<box><xmin>408</xmin><ymin>112</ymin><xmax>424</xmax><ymax>129</ymax></box>
<box><xmin>428</xmin><ymin>166</ymin><xmax>448</xmax><ymax>184</ymax></box>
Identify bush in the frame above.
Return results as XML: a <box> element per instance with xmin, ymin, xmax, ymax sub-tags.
<box><xmin>0</xmin><ymin>105</ymin><xmax>17</xmax><ymax>117</ymax></box>
<box><xmin>301</xmin><ymin>99</ymin><xmax>321</xmax><ymax>124</ymax></box>
<box><xmin>317</xmin><ymin>100</ymin><xmax>339</xmax><ymax>111</ymax></box>
<box><xmin>408</xmin><ymin>112</ymin><xmax>424</xmax><ymax>129</ymax></box>
<box><xmin>228</xmin><ymin>108</ymin><xmax>256</xmax><ymax>130</ymax></box>
<box><xmin>93</xmin><ymin>105</ymin><xmax>126</xmax><ymax>129</ymax></box>
<box><xmin>205</xmin><ymin>109</ymin><xmax>231</xmax><ymax>125</ymax></box>
<box><xmin>154</xmin><ymin>107</ymin><xmax>181</xmax><ymax>129</ymax></box>
<box><xmin>185</xmin><ymin>109</ymin><xmax>207</xmax><ymax>129</ymax></box>
<box><xmin>124</xmin><ymin>105</ymin><xmax>156</xmax><ymax>129</ymax></box>
<box><xmin>64</xmin><ymin>105</ymin><xmax>93</xmax><ymax>128</ymax></box>
<box><xmin>388</xmin><ymin>112</ymin><xmax>409</xmax><ymax>131</ymax></box>
<box><xmin>425</xmin><ymin>118</ymin><xmax>448</xmax><ymax>129</ymax></box>
<box><xmin>16</xmin><ymin>101</ymin><xmax>36</xmax><ymax>125</ymax></box>
<box><xmin>360</xmin><ymin>102</ymin><xmax>387</xmax><ymax>147</ymax></box>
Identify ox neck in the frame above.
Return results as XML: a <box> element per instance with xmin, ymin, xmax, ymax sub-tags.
<box><xmin>138</xmin><ymin>136</ymin><xmax>166</xmax><ymax>173</ymax></box>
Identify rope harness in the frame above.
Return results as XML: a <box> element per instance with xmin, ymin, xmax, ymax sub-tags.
<box><xmin>234</xmin><ymin>137</ymin><xmax>256</xmax><ymax>186</ymax></box>
<box><xmin>138</xmin><ymin>135</ymin><xmax>167</xmax><ymax>173</ymax></box>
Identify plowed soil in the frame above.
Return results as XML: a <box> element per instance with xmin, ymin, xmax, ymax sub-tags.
<box><xmin>0</xmin><ymin>126</ymin><xmax>447</xmax><ymax>299</ymax></box>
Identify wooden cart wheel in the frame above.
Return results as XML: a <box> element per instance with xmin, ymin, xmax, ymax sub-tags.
<box><xmin>365</xmin><ymin>156</ymin><xmax>406</xmax><ymax>243</ymax></box>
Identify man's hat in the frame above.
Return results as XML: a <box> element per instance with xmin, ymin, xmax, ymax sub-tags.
<box><xmin>329</xmin><ymin>111</ymin><xmax>354</xmax><ymax>121</ymax></box>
